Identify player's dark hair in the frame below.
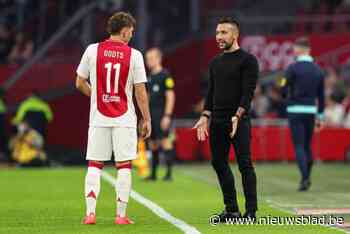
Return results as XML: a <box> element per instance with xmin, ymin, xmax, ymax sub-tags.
<box><xmin>107</xmin><ymin>12</ymin><xmax>136</xmax><ymax>35</ymax></box>
<box><xmin>295</xmin><ymin>37</ymin><xmax>310</xmax><ymax>48</ymax></box>
<box><xmin>218</xmin><ymin>16</ymin><xmax>240</xmax><ymax>31</ymax></box>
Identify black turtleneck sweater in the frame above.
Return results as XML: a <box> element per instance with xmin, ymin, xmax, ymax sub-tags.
<box><xmin>204</xmin><ymin>48</ymin><xmax>259</xmax><ymax>119</ymax></box>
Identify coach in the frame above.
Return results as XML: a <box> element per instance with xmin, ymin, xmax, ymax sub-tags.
<box><xmin>194</xmin><ymin>17</ymin><xmax>258</xmax><ymax>221</ymax></box>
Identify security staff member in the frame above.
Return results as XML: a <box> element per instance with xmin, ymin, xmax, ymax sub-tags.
<box><xmin>145</xmin><ymin>48</ymin><xmax>176</xmax><ymax>181</ymax></box>
<box><xmin>9</xmin><ymin>120</ymin><xmax>47</xmax><ymax>167</ymax></box>
<box><xmin>281</xmin><ymin>38</ymin><xmax>325</xmax><ymax>191</ymax></box>
<box><xmin>194</xmin><ymin>17</ymin><xmax>258</xmax><ymax>221</ymax></box>
<box><xmin>12</xmin><ymin>91</ymin><xmax>53</xmax><ymax>137</ymax></box>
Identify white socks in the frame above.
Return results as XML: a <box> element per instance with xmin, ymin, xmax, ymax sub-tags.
<box><xmin>84</xmin><ymin>162</ymin><xmax>132</xmax><ymax>218</ymax></box>
<box><xmin>85</xmin><ymin>165</ymin><xmax>102</xmax><ymax>215</ymax></box>
<box><xmin>116</xmin><ymin>166</ymin><xmax>132</xmax><ymax>217</ymax></box>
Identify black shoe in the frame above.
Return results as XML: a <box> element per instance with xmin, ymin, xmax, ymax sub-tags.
<box><xmin>163</xmin><ymin>174</ymin><xmax>172</xmax><ymax>181</ymax></box>
<box><xmin>144</xmin><ymin>175</ymin><xmax>157</xmax><ymax>181</ymax></box>
<box><xmin>217</xmin><ymin>210</ymin><xmax>241</xmax><ymax>223</ymax></box>
<box><xmin>298</xmin><ymin>179</ymin><xmax>311</xmax><ymax>191</ymax></box>
<box><xmin>242</xmin><ymin>211</ymin><xmax>256</xmax><ymax>223</ymax></box>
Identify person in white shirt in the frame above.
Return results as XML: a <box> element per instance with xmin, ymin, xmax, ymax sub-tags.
<box><xmin>76</xmin><ymin>12</ymin><xmax>151</xmax><ymax>225</ymax></box>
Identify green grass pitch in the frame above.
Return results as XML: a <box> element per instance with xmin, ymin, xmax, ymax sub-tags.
<box><xmin>0</xmin><ymin>163</ymin><xmax>348</xmax><ymax>234</ymax></box>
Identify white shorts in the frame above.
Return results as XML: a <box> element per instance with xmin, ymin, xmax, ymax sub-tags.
<box><xmin>86</xmin><ymin>127</ymin><xmax>137</xmax><ymax>162</ymax></box>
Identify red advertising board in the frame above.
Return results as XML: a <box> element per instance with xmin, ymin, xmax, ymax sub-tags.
<box><xmin>200</xmin><ymin>34</ymin><xmax>350</xmax><ymax>72</ymax></box>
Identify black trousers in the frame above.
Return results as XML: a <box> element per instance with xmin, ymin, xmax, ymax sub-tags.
<box><xmin>288</xmin><ymin>113</ymin><xmax>315</xmax><ymax>181</ymax></box>
<box><xmin>209</xmin><ymin>116</ymin><xmax>257</xmax><ymax>212</ymax></box>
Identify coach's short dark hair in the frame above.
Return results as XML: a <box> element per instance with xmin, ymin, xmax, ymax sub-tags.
<box><xmin>295</xmin><ymin>37</ymin><xmax>310</xmax><ymax>48</ymax></box>
<box><xmin>107</xmin><ymin>12</ymin><xmax>136</xmax><ymax>35</ymax></box>
<box><xmin>218</xmin><ymin>16</ymin><xmax>240</xmax><ymax>31</ymax></box>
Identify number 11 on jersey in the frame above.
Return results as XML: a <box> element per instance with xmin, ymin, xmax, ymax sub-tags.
<box><xmin>104</xmin><ymin>62</ymin><xmax>121</xmax><ymax>94</ymax></box>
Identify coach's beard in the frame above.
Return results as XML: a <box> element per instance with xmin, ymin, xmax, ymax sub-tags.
<box><xmin>218</xmin><ymin>41</ymin><xmax>234</xmax><ymax>51</ymax></box>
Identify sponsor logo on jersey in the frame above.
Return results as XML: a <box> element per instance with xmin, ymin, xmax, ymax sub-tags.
<box><xmin>102</xmin><ymin>94</ymin><xmax>120</xmax><ymax>103</ymax></box>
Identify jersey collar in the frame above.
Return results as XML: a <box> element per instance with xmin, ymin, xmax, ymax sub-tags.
<box><xmin>105</xmin><ymin>39</ymin><xmax>126</xmax><ymax>46</ymax></box>
<box><xmin>296</xmin><ymin>55</ymin><xmax>314</xmax><ymax>62</ymax></box>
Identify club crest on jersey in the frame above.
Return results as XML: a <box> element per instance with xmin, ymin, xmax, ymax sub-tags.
<box><xmin>102</xmin><ymin>94</ymin><xmax>120</xmax><ymax>103</ymax></box>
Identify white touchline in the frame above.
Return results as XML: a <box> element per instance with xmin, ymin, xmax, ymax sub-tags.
<box><xmin>101</xmin><ymin>171</ymin><xmax>201</xmax><ymax>234</ymax></box>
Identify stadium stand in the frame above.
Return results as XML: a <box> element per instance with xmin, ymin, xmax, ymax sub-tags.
<box><xmin>1</xmin><ymin>0</ymin><xmax>350</xmax><ymax>163</ymax></box>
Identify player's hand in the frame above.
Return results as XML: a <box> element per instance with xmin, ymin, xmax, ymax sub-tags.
<box><xmin>230</xmin><ymin>116</ymin><xmax>239</xmax><ymax>138</ymax></box>
<box><xmin>193</xmin><ymin>116</ymin><xmax>209</xmax><ymax>141</ymax></box>
<box><xmin>160</xmin><ymin>116</ymin><xmax>171</xmax><ymax>131</ymax></box>
<box><xmin>315</xmin><ymin>119</ymin><xmax>324</xmax><ymax>132</ymax></box>
<box><xmin>140</xmin><ymin>119</ymin><xmax>152</xmax><ymax>139</ymax></box>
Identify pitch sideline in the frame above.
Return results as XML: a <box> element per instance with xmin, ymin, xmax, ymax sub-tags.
<box><xmin>101</xmin><ymin>171</ymin><xmax>201</xmax><ymax>234</ymax></box>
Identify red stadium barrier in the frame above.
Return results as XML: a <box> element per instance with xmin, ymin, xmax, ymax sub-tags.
<box><xmin>0</xmin><ymin>63</ymin><xmax>76</xmax><ymax>105</ymax></box>
<box><xmin>175</xmin><ymin>127</ymin><xmax>349</xmax><ymax>162</ymax></box>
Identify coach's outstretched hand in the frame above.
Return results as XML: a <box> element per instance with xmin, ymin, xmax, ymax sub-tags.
<box><xmin>140</xmin><ymin>120</ymin><xmax>152</xmax><ymax>139</ymax></box>
<box><xmin>193</xmin><ymin>116</ymin><xmax>209</xmax><ymax>141</ymax></box>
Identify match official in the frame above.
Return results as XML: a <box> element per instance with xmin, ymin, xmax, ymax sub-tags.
<box><xmin>145</xmin><ymin>48</ymin><xmax>176</xmax><ymax>181</ymax></box>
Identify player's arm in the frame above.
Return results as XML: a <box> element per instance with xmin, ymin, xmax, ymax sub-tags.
<box><xmin>133</xmin><ymin>50</ymin><xmax>151</xmax><ymax>122</ymax></box>
<box><xmin>75</xmin><ymin>75</ymin><xmax>91</xmax><ymax>97</ymax></box>
<box><xmin>76</xmin><ymin>45</ymin><xmax>91</xmax><ymax>97</ymax></box>
<box><xmin>135</xmin><ymin>83</ymin><xmax>151</xmax><ymax>121</ymax></box>
<box><xmin>134</xmin><ymin>83</ymin><xmax>151</xmax><ymax>138</ymax></box>
<box><xmin>133</xmin><ymin>50</ymin><xmax>151</xmax><ymax>138</ymax></box>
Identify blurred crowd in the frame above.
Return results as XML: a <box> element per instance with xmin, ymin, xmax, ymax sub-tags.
<box><xmin>2</xmin><ymin>0</ymin><xmax>350</xmax><ymax>64</ymax></box>
<box><xmin>296</xmin><ymin>0</ymin><xmax>350</xmax><ymax>33</ymax></box>
<box><xmin>0</xmin><ymin>23</ymin><xmax>33</xmax><ymax>64</ymax></box>
<box><xmin>303</xmin><ymin>0</ymin><xmax>350</xmax><ymax>16</ymax></box>
<box><xmin>0</xmin><ymin>0</ymin><xmax>191</xmax><ymax>64</ymax></box>
<box><xmin>0</xmin><ymin>0</ymin><xmax>38</xmax><ymax>64</ymax></box>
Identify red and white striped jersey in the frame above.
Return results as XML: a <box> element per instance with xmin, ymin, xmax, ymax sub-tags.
<box><xmin>76</xmin><ymin>40</ymin><xmax>147</xmax><ymax>127</ymax></box>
